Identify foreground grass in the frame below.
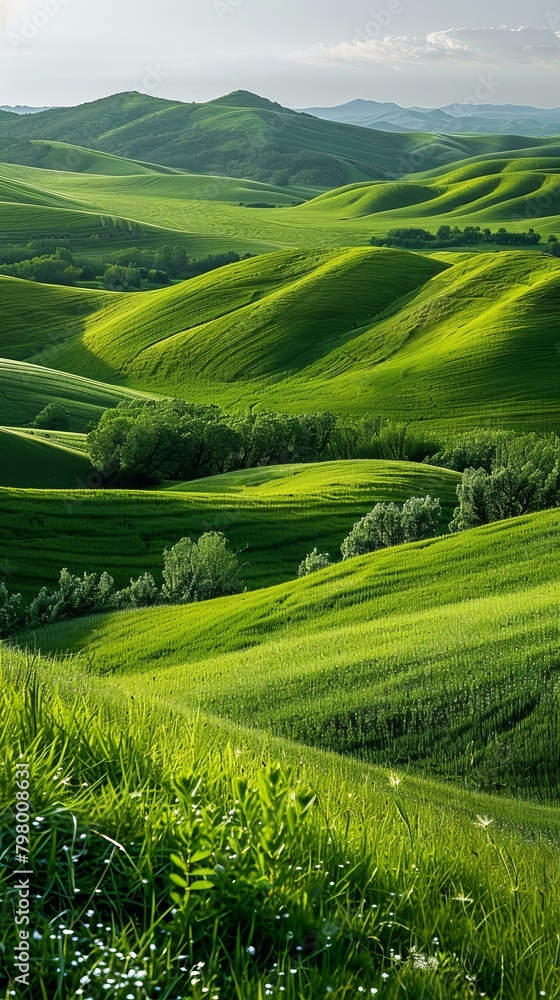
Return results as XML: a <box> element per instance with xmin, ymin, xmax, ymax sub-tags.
<box><xmin>26</xmin><ymin>509</ymin><xmax>560</xmax><ymax>799</ymax></box>
<box><xmin>1</xmin><ymin>650</ymin><xmax>559</xmax><ymax>999</ymax></box>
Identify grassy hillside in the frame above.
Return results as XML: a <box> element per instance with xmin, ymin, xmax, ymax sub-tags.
<box><xmin>0</xmin><ymin>90</ymin><xmax>549</xmax><ymax>187</ymax></box>
<box><xmin>28</xmin><ymin>508</ymin><xmax>560</xmax><ymax>800</ymax></box>
<box><xmin>0</xmin><ymin>274</ymin><xmax>108</xmax><ymax>361</ymax></box>
<box><xmin>0</xmin><ymin>461</ymin><xmax>459</xmax><ymax>598</ymax></box>
<box><xmin>304</xmin><ymin>155</ymin><xmax>560</xmax><ymax>223</ymax></box>
<box><xmin>0</xmin><ymin>358</ymin><xmax>150</xmax><ymax>429</ymax></box>
<box><xmin>0</xmin><ymin>426</ymin><xmax>92</xmax><ymax>488</ymax></box>
<box><xmin>25</xmin><ymin>248</ymin><xmax>560</xmax><ymax>430</ymax></box>
<box><xmin>2</xmin><ymin>147</ymin><xmax>560</xmax><ymax>267</ymax></box>
<box><xmin>2</xmin><ymin>653</ymin><xmax>560</xmax><ymax>1000</ymax></box>
<box><xmin>43</xmin><ymin>246</ymin><xmax>446</xmax><ymax>384</ymax></box>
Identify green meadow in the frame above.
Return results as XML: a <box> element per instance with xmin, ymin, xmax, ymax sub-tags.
<box><xmin>1</xmin><ymin>91</ymin><xmax>560</xmax><ymax>998</ymax></box>
<box><xmin>0</xmin><ymin>461</ymin><xmax>460</xmax><ymax>596</ymax></box>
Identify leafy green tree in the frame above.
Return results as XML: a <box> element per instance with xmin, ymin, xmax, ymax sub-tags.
<box><xmin>26</xmin><ymin>569</ymin><xmax>117</xmax><ymax>629</ymax></box>
<box><xmin>449</xmin><ymin>460</ymin><xmax>560</xmax><ymax>533</ymax></box>
<box><xmin>342</xmin><ymin>495</ymin><xmax>441</xmax><ymax>560</ymax></box>
<box><xmin>162</xmin><ymin>533</ymin><xmax>242</xmax><ymax>604</ymax></box>
<box><xmin>115</xmin><ymin>573</ymin><xmax>160</xmax><ymax>609</ymax></box>
<box><xmin>341</xmin><ymin>503</ymin><xmax>404</xmax><ymax>560</ymax></box>
<box><xmin>298</xmin><ymin>549</ymin><xmax>332</xmax><ymax>577</ymax></box>
<box><xmin>401</xmin><ymin>495</ymin><xmax>441</xmax><ymax>542</ymax></box>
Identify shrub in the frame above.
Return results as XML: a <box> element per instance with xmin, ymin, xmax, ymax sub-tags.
<box><xmin>298</xmin><ymin>549</ymin><xmax>332</xmax><ymax>577</ymax></box>
<box><xmin>162</xmin><ymin>533</ymin><xmax>242</xmax><ymax>604</ymax></box>
<box><xmin>32</xmin><ymin>403</ymin><xmax>70</xmax><ymax>432</ymax></box>
<box><xmin>342</xmin><ymin>503</ymin><xmax>404</xmax><ymax>560</ymax></box>
<box><xmin>401</xmin><ymin>495</ymin><xmax>442</xmax><ymax>542</ymax></box>
<box><xmin>115</xmin><ymin>572</ymin><xmax>160</xmax><ymax>609</ymax></box>
<box><xmin>26</xmin><ymin>569</ymin><xmax>118</xmax><ymax>629</ymax></box>
<box><xmin>342</xmin><ymin>496</ymin><xmax>441</xmax><ymax>560</ymax></box>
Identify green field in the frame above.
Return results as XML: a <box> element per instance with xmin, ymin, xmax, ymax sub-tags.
<box><xmin>29</xmin><ymin>508</ymin><xmax>560</xmax><ymax>798</ymax></box>
<box><xmin>3</xmin><ymin>647</ymin><xmax>560</xmax><ymax>999</ymax></box>
<box><xmin>0</xmin><ymin>461</ymin><xmax>459</xmax><ymax>598</ymax></box>
<box><xmin>2</xmin><ymin>91</ymin><xmax>560</xmax><ymax>1000</ymax></box>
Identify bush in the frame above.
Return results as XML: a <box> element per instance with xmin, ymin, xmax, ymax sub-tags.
<box><xmin>298</xmin><ymin>549</ymin><xmax>332</xmax><ymax>577</ymax></box>
<box><xmin>342</xmin><ymin>496</ymin><xmax>441</xmax><ymax>560</ymax></box>
<box><xmin>26</xmin><ymin>569</ymin><xmax>118</xmax><ymax>629</ymax></box>
<box><xmin>32</xmin><ymin>402</ymin><xmax>70</xmax><ymax>431</ymax></box>
<box><xmin>115</xmin><ymin>573</ymin><xmax>160</xmax><ymax>609</ymax></box>
<box><xmin>162</xmin><ymin>533</ymin><xmax>242</xmax><ymax>604</ymax></box>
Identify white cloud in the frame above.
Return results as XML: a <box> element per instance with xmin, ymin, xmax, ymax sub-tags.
<box><xmin>293</xmin><ymin>26</ymin><xmax>560</xmax><ymax>69</ymax></box>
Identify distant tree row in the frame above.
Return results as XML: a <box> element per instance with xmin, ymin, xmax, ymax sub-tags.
<box><xmin>370</xmin><ymin>226</ymin><xmax>545</xmax><ymax>250</ymax></box>
<box><xmin>0</xmin><ymin>239</ymin><xmax>252</xmax><ymax>289</ymax></box>
<box><xmin>0</xmin><ymin>533</ymin><xmax>242</xmax><ymax>640</ymax></box>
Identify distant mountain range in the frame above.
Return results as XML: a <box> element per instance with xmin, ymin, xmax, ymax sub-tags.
<box><xmin>301</xmin><ymin>100</ymin><xmax>560</xmax><ymax>138</ymax></box>
<box><xmin>0</xmin><ymin>106</ymin><xmax>53</xmax><ymax>115</ymax></box>
<box><xmin>1</xmin><ymin>90</ymin><xmax>547</xmax><ymax>187</ymax></box>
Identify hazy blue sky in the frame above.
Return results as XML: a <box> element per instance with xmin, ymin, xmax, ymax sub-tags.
<box><xmin>1</xmin><ymin>0</ymin><xmax>559</xmax><ymax>108</ymax></box>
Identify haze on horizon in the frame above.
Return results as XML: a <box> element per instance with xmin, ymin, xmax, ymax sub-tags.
<box><xmin>1</xmin><ymin>0</ymin><xmax>559</xmax><ymax>110</ymax></box>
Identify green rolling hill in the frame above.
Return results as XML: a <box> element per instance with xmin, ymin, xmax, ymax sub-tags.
<box><xmin>0</xmin><ymin>358</ymin><xmax>151</xmax><ymax>429</ymax></box>
<box><xmin>0</xmin><ymin>275</ymin><xmax>107</xmax><ymax>360</ymax></box>
<box><xmin>0</xmin><ymin>90</ymin><xmax>552</xmax><ymax>187</ymax></box>
<box><xmin>28</xmin><ymin>507</ymin><xmax>560</xmax><ymax>799</ymax></box>
<box><xmin>303</xmin><ymin>155</ymin><xmax>560</xmax><ymax>223</ymax></box>
<box><xmin>14</xmin><ymin>247</ymin><xmax>558</xmax><ymax>430</ymax></box>
<box><xmin>0</xmin><ymin>460</ymin><xmax>459</xmax><ymax>598</ymax></box>
<box><xmin>0</xmin><ymin>426</ymin><xmax>93</xmax><ymax>488</ymax></box>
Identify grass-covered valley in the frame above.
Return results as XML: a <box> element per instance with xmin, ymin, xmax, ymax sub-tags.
<box><xmin>1</xmin><ymin>89</ymin><xmax>560</xmax><ymax>1000</ymax></box>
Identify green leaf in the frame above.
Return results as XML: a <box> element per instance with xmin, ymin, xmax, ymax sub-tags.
<box><xmin>169</xmin><ymin>872</ymin><xmax>188</xmax><ymax>888</ymax></box>
<box><xmin>170</xmin><ymin>853</ymin><xmax>188</xmax><ymax>872</ymax></box>
<box><xmin>189</xmin><ymin>880</ymin><xmax>215</xmax><ymax>891</ymax></box>
<box><xmin>190</xmin><ymin>849</ymin><xmax>213</xmax><ymax>863</ymax></box>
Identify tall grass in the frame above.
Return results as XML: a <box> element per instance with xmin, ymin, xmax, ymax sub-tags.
<box><xmin>1</xmin><ymin>650</ymin><xmax>560</xmax><ymax>998</ymax></box>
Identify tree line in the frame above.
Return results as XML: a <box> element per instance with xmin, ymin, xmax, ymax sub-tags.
<box><xmin>370</xmin><ymin>226</ymin><xmax>547</xmax><ymax>250</ymax></box>
<box><xmin>88</xmin><ymin>401</ymin><xmax>338</xmax><ymax>485</ymax></box>
<box><xmin>0</xmin><ymin>239</ymin><xmax>251</xmax><ymax>289</ymax></box>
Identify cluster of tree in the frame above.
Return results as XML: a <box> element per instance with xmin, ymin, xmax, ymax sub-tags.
<box><xmin>0</xmin><ymin>533</ymin><xmax>241</xmax><ymax>640</ymax></box>
<box><xmin>299</xmin><ymin>495</ymin><xmax>442</xmax><ymax>576</ymax></box>
<box><xmin>371</xmin><ymin>226</ymin><xmax>544</xmax><ymax>250</ymax></box>
<box><xmin>0</xmin><ymin>239</ymin><xmax>252</xmax><ymax>289</ymax></box>
<box><xmin>450</xmin><ymin>462</ymin><xmax>560</xmax><ymax>532</ymax></box>
<box><xmin>328</xmin><ymin>416</ymin><xmax>437</xmax><ymax>464</ymax></box>
<box><xmin>239</xmin><ymin>201</ymin><xmax>304</xmax><ymax>208</ymax></box>
<box><xmin>0</xmin><ymin>246</ymin><xmax>80</xmax><ymax>286</ymax></box>
<box><xmin>88</xmin><ymin>401</ymin><xmax>337</xmax><ymax>485</ymax></box>
<box><xmin>546</xmin><ymin>235</ymin><xmax>560</xmax><ymax>257</ymax></box>
<box><xmin>101</xmin><ymin>247</ymin><xmax>252</xmax><ymax>281</ymax></box>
